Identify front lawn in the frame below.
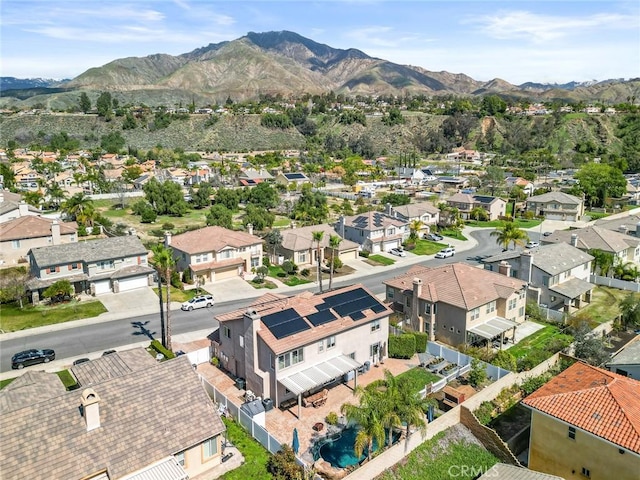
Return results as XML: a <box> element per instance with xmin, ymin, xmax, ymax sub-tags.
<box><xmin>367</xmin><ymin>255</ymin><xmax>396</xmax><ymax>266</ymax></box>
<box><xmin>220</xmin><ymin>417</ymin><xmax>272</xmax><ymax>480</ymax></box>
<box><xmin>267</xmin><ymin>266</ymin><xmax>312</xmax><ymax>287</ymax></box>
<box><xmin>397</xmin><ymin>367</ymin><xmax>442</xmax><ymax>394</ymax></box>
<box><xmin>439</xmin><ymin>229</ymin><xmax>467</xmax><ymax>241</ymax></box>
<box><xmin>467</xmin><ymin>219</ymin><xmax>541</xmax><ymax>229</ymax></box>
<box><xmin>153</xmin><ymin>286</ymin><xmax>201</xmax><ymax>303</ymax></box>
<box><xmin>406</xmin><ymin>240</ymin><xmax>448</xmax><ymax>255</ymax></box>
<box><xmin>249</xmin><ymin>279</ymin><xmax>278</xmax><ymax>289</ymax></box>
<box><xmin>0</xmin><ymin>300</ymin><xmax>107</xmax><ymax>332</ymax></box>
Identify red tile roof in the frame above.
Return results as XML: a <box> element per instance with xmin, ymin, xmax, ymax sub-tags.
<box><xmin>522</xmin><ymin>362</ymin><xmax>640</xmax><ymax>453</ymax></box>
<box><xmin>169</xmin><ymin>226</ymin><xmax>262</xmax><ymax>254</ymax></box>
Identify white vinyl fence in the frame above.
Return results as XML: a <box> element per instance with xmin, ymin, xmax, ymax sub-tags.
<box><xmin>590</xmin><ymin>274</ymin><xmax>640</xmax><ymax>292</ymax></box>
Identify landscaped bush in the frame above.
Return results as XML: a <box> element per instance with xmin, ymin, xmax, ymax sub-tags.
<box><xmin>326</xmin><ymin>411</ymin><xmax>339</xmax><ymax>425</ymax></box>
<box><xmin>300</xmin><ymin>268</ymin><xmax>310</xmax><ymax>277</ymax></box>
<box><xmin>170</xmin><ymin>271</ymin><xmax>183</xmax><ymax>289</ymax></box>
<box><xmin>412</xmin><ymin>332</ymin><xmax>428</xmax><ymax>353</ymax></box>
<box><xmin>389</xmin><ymin>333</ymin><xmax>416</xmax><ymax>359</ymax></box>
<box><xmin>474</xmin><ymin>401</ymin><xmax>495</xmax><ymax>425</ymax></box>
<box><xmin>359</xmin><ymin>250</ymin><xmax>370</xmax><ymax>258</ymax></box>
<box><xmin>150</xmin><ymin>339</ymin><xmax>176</xmax><ymax>359</ymax></box>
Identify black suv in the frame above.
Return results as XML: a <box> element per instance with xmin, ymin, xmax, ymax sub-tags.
<box><xmin>11</xmin><ymin>349</ymin><xmax>56</xmax><ymax>369</ymax></box>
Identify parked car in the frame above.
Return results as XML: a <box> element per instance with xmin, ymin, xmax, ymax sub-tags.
<box><xmin>11</xmin><ymin>349</ymin><xmax>56</xmax><ymax>369</ymax></box>
<box><xmin>526</xmin><ymin>241</ymin><xmax>540</xmax><ymax>248</ymax></box>
<box><xmin>424</xmin><ymin>233</ymin><xmax>444</xmax><ymax>241</ymax></box>
<box><xmin>389</xmin><ymin>247</ymin><xmax>406</xmax><ymax>257</ymax></box>
<box><xmin>102</xmin><ymin>350</ymin><xmax>117</xmax><ymax>356</ymax></box>
<box><xmin>73</xmin><ymin>358</ymin><xmax>90</xmax><ymax>365</ymax></box>
<box><xmin>435</xmin><ymin>247</ymin><xmax>456</xmax><ymax>259</ymax></box>
<box><xmin>181</xmin><ymin>294</ymin><xmax>215</xmax><ymax>311</ymax></box>
<box><xmin>543</xmin><ymin>231</ymin><xmax>553</xmax><ymax>237</ymax></box>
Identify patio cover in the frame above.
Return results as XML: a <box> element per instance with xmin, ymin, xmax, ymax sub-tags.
<box><xmin>549</xmin><ymin>278</ymin><xmax>593</xmax><ymax>299</ymax></box>
<box><xmin>279</xmin><ymin>355</ymin><xmax>361</xmax><ymax>395</ymax></box>
<box><xmin>468</xmin><ymin>317</ymin><xmax>517</xmax><ymax>340</ymax></box>
<box><xmin>120</xmin><ymin>457</ymin><xmax>188</xmax><ymax>480</ymax></box>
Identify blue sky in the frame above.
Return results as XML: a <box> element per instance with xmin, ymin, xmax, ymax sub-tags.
<box><xmin>2</xmin><ymin>0</ymin><xmax>639</xmax><ymax>85</ymax></box>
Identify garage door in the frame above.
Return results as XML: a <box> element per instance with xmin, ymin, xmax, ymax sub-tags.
<box><xmin>118</xmin><ymin>275</ymin><xmax>148</xmax><ymax>292</ymax></box>
<box><xmin>215</xmin><ymin>265</ymin><xmax>239</xmax><ymax>281</ymax></box>
<box><xmin>339</xmin><ymin>250</ymin><xmax>358</xmax><ymax>262</ymax></box>
<box><xmin>94</xmin><ymin>280</ymin><xmax>111</xmax><ymax>295</ymax></box>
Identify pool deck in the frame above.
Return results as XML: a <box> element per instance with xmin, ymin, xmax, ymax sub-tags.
<box><xmin>197</xmin><ymin>356</ymin><xmax>420</xmax><ymax>463</ymax></box>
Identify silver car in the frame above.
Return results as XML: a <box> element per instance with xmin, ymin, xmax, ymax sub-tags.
<box><xmin>181</xmin><ymin>294</ymin><xmax>215</xmax><ymax>311</ymax></box>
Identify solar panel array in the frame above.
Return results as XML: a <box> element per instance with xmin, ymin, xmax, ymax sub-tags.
<box><xmin>285</xmin><ymin>172</ymin><xmax>306</xmax><ymax>180</ymax></box>
<box><xmin>307</xmin><ymin>309</ymin><xmax>337</xmax><ymax>326</ymax></box>
<box><xmin>261</xmin><ymin>308</ymin><xmax>311</xmax><ymax>339</ymax></box>
<box><xmin>320</xmin><ymin>287</ymin><xmax>387</xmax><ymax>321</ymax></box>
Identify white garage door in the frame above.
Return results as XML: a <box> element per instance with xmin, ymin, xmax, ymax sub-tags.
<box><xmin>118</xmin><ymin>276</ymin><xmax>148</xmax><ymax>292</ymax></box>
<box><xmin>94</xmin><ymin>280</ymin><xmax>111</xmax><ymax>295</ymax></box>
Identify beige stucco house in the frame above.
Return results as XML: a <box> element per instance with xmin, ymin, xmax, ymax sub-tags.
<box><xmin>275</xmin><ymin>224</ymin><xmax>359</xmax><ymax>267</ymax></box>
<box><xmin>385</xmin><ymin>202</ymin><xmax>440</xmax><ymax>234</ymax></box>
<box><xmin>0</xmin><ymin>190</ymin><xmax>41</xmax><ymax>223</ymax></box>
<box><xmin>526</xmin><ymin>192</ymin><xmax>584</xmax><ymax>221</ymax></box>
<box><xmin>445</xmin><ymin>193</ymin><xmax>506</xmax><ymax>221</ymax></box>
<box><xmin>336</xmin><ymin>211</ymin><xmax>409</xmax><ymax>253</ymax></box>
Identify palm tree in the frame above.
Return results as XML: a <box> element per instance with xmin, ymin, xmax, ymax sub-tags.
<box><xmin>508</xmin><ymin>227</ymin><xmax>529</xmax><ymax>250</ymax></box>
<box><xmin>490</xmin><ymin>222</ymin><xmax>528</xmax><ymax>250</ymax></box>
<box><xmin>61</xmin><ymin>193</ymin><xmax>95</xmax><ymax>226</ymax></box>
<box><xmin>341</xmin><ymin>386</ymin><xmax>386</xmax><ymax>461</ymax></box>
<box><xmin>588</xmin><ymin>249</ymin><xmax>615</xmax><ymax>277</ymax></box>
<box><xmin>150</xmin><ymin>244</ymin><xmax>176</xmax><ymax>351</ymax></box>
<box><xmin>409</xmin><ymin>219</ymin><xmax>424</xmax><ymax>242</ymax></box>
<box><xmin>469</xmin><ymin>206</ymin><xmax>488</xmax><ymax>223</ymax></box>
<box><xmin>312</xmin><ymin>230</ymin><xmax>325</xmax><ymax>293</ymax></box>
<box><xmin>265</xmin><ymin>229</ymin><xmax>283</xmax><ymax>264</ymax></box>
<box><xmin>328</xmin><ymin>234</ymin><xmax>342</xmax><ymax>290</ymax></box>
<box><xmin>46</xmin><ymin>181</ymin><xmax>66</xmax><ymax>209</ymax></box>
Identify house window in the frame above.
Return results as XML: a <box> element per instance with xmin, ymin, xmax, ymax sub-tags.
<box><xmin>425</xmin><ymin>303</ymin><xmax>437</xmax><ymax>315</ymax></box>
<box><xmin>387</xmin><ymin>288</ymin><xmax>394</xmax><ymax>299</ymax></box>
<box><xmin>223</xmin><ymin>326</ymin><xmax>231</xmax><ymax>339</ymax></box>
<box><xmin>581</xmin><ymin>467</ymin><xmax>590</xmax><ymax>478</ymax></box>
<box><xmin>318</xmin><ymin>341</ymin><xmax>324</xmax><ymax>353</ymax></box>
<box><xmin>508</xmin><ymin>298</ymin><xmax>517</xmax><ymax>310</ymax></box>
<box><xmin>11</xmin><ymin>240</ymin><xmax>20</xmax><ymax>249</ymax></box>
<box><xmin>270</xmin><ymin>354</ymin><xmax>275</xmax><ymax>370</ymax></box>
<box><xmin>251</xmin><ymin>257</ymin><xmax>260</xmax><ymax>268</ymax></box>
<box><xmin>48</xmin><ymin>266</ymin><xmax>56</xmax><ymax>274</ymax></box>
<box><xmin>470</xmin><ymin>308</ymin><xmax>480</xmax><ymax>320</ymax></box>
<box><xmin>387</xmin><ymin>227</ymin><xmax>395</xmax><ymax>235</ymax></box>
<box><xmin>97</xmin><ymin>260</ymin><xmax>114</xmax><ymax>270</ymax></box>
<box><xmin>278</xmin><ymin>347</ymin><xmax>304</xmax><ymax>370</ymax></box>
<box><xmin>519</xmin><ymin>306</ymin><xmax>525</xmax><ymax>317</ymax></box>
<box><xmin>327</xmin><ymin>336</ymin><xmax>336</xmax><ymax>349</ymax></box>
<box><xmin>69</xmin><ymin>263</ymin><xmax>79</xmax><ymax>270</ymax></box>
<box><xmin>568</xmin><ymin>426</ymin><xmax>576</xmax><ymax>440</ymax></box>
<box><xmin>542</xmin><ymin>276</ymin><xmax>550</xmax><ymax>287</ymax></box>
<box><xmin>219</xmin><ymin>250</ymin><xmax>233</xmax><ymax>260</ymax></box>
<box><xmin>371</xmin><ymin>320</ymin><xmax>381</xmax><ymax>332</ymax></box>
<box><xmin>202</xmin><ymin>437</ymin><xmax>218</xmax><ymax>459</ymax></box>
<box><xmin>175</xmin><ymin>451</ymin><xmax>185</xmax><ymax>467</ymax></box>
<box><xmin>485</xmin><ymin>301</ymin><xmax>496</xmax><ymax>314</ymax></box>
<box><xmin>239</xmin><ymin>335</ymin><xmax>244</xmax><ymax>348</ymax></box>
<box><xmin>299</xmin><ymin>252</ymin><xmax>307</xmax><ymax>263</ymax></box>
<box><xmin>550</xmin><ymin>296</ymin><xmax>556</xmax><ymax>302</ymax></box>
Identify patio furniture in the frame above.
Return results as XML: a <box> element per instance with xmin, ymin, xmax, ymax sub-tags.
<box><xmin>313</xmin><ymin>422</ymin><xmax>324</xmax><ymax>432</ymax></box>
<box><xmin>303</xmin><ymin>388</ymin><xmax>329</xmax><ymax>408</ymax></box>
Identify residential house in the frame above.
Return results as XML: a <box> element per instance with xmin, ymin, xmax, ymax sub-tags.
<box><xmin>593</xmin><ymin>213</ymin><xmax>640</xmax><ymax>237</ymax></box>
<box><xmin>239</xmin><ymin>168</ymin><xmax>274</xmax><ymax>187</ymax></box>
<box><xmin>27</xmin><ymin>236</ymin><xmax>154</xmax><ymax>301</ymax></box>
<box><xmin>166</xmin><ymin>226</ymin><xmax>263</xmax><ymax>284</ymax></box>
<box><xmin>606</xmin><ymin>337</ymin><xmax>640</xmax><ymax>379</ymax></box>
<box><xmin>478</xmin><ymin>464</ymin><xmax>564</xmax><ymax>480</ymax></box>
<box><xmin>13</xmin><ymin>162</ymin><xmax>44</xmax><ymax>190</ymax></box>
<box><xmin>275</xmin><ymin>172</ymin><xmax>309</xmax><ymax>189</ymax></box>
<box><xmin>335</xmin><ymin>211</ymin><xmax>408</xmax><ymax>253</ymax></box>
<box><xmin>522</xmin><ymin>362</ymin><xmax>640</xmax><ymax>480</ymax></box>
<box><xmin>385</xmin><ymin>202</ymin><xmax>440</xmax><ymax>234</ymax></box>
<box><xmin>275</xmin><ymin>224</ymin><xmax>359</xmax><ymax>267</ymax></box>
<box><xmin>212</xmin><ymin>284</ymin><xmax>392</xmax><ymax>415</ymax></box>
<box><xmin>526</xmin><ymin>192</ymin><xmax>584</xmax><ymax>221</ymax></box>
<box><xmin>383</xmin><ymin>263</ymin><xmax>527</xmax><ymax>347</ymax></box>
<box><xmin>0</xmin><ymin>351</ymin><xmax>226</xmax><ymax>480</ymax></box>
<box><xmin>483</xmin><ymin>243</ymin><xmax>594</xmax><ymax>313</ymax></box>
<box><xmin>0</xmin><ymin>190</ymin><xmax>41</xmax><ymax>223</ymax></box>
<box><xmin>1</xmin><ymin>217</ymin><xmax>77</xmax><ymax>266</ymax></box>
<box><xmin>542</xmin><ymin>226</ymin><xmax>640</xmax><ymax>266</ymax></box>
<box><xmin>446</xmin><ymin>148</ymin><xmax>482</xmax><ymax>163</ymax></box>
<box><xmin>505</xmin><ymin>176</ymin><xmax>535</xmax><ymax>196</ymax></box>
<box><xmin>446</xmin><ymin>193</ymin><xmax>506</xmax><ymax>221</ymax></box>
<box><xmin>437</xmin><ymin>176</ymin><xmax>469</xmax><ymax>190</ymax></box>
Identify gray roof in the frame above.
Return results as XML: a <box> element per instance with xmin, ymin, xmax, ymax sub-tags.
<box><xmin>549</xmin><ymin>277</ymin><xmax>594</xmax><ymax>299</ymax></box>
<box><xmin>390</xmin><ymin>202</ymin><xmax>439</xmax><ymax>220</ymax></box>
<box><xmin>0</xmin><ymin>371</ymin><xmax>67</xmax><ymax>414</ymax></box>
<box><xmin>594</xmin><ymin>214</ymin><xmax>640</xmax><ymax>233</ymax></box>
<box><xmin>279</xmin><ymin>224</ymin><xmax>358</xmax><ymax>252</ymax></box>
<box><xmin>0</xmin><ymin>353</ymin><xmax>225</xmax><ymax>480</ymax></box>
<box><xmin>29</xmin><ymin>236</ymin><xmax>148</xmax><ymax>267</ymax></box>
<box><xmin>527</xmin><ymin>191</ymin><xmax>582</xmax><ymax>204</ymax></box>
<box><xmin>479</xmin><ymin>464</ymin><xmax>565</xmax><ymax>479</ymax></box>
<box><xmin>0</xmin><ymin>190</ymin><xmax>41</xmax><ymax>216</ymax></box>
<box><xmin>542</xmin><ymin>226</ymin><xmax>637</xmax><ymax>253</ymax></box>
<box><xmin>531</xmin><ymin>242</ymin><xmax>594</xmax><ymax>275</ymax></box>
<box><xmin>607</xmin><ymin>338</ymin><xmax>640</xmax><ymax>366</ymax></box>
<box><xmin>71</xmin><ymin>348</ymin><xmax>158</xmax><ymax>387</ymax></box>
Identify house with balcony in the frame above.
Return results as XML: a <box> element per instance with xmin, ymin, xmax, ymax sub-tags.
<box><xmin>483</xmin><ymin>242</ymin><xmax>594</xmax><ymax>313</ymax></box>
<box><xmin>522</xmin><ymin>362</ymin><xmax>640</xmax><ymax>480</ymax></box>
<box><xmin>0</xmin><ymin>217</ymin><xmax>77</xmax><ymax>266</ymax></box>
<box><xmin>526</xmin><ymin>192</ymin><xmax>584</xmax><ymax>221</ymax></box>
<box><xmin>27</xmin><ymin>236</ymin><xmax>154</xmax><ymax>301</ymax></box>
<box><xmin>385</xmin><ymin>202</ymin><xmax>440</xmax><ymax>234</ymax></box>
<box><xmin>445</xmin><ymin>193</ymin><xmax>506</xmax><ymax>221</ymax></box>
<box><xmin>0</xmin><ymin>351</ymin><xmax>227</xmax><ymax>480</ymax></box>
<box><xmin>166</xmin><ymin>226</ymin><xmax>263</xmax><ymax>284</ymax></box>
<box><xmin>383</xmin><ymin>263</ymin><xmax>527</xmax><ymax>348</ymax></box>
<box><xmin>274</xmin><ymin>224</ymin><xmax>359</xmax><ymax>268</ymax></box>
<box><xmin>212</xmin><ymin>284</ymin><xmax>392</xmax><ymax>417</ymax></box>
<box><xmin>335</xmin><ymin>212</ymin><xmax>408</xmax><ymax>253</ymax></box>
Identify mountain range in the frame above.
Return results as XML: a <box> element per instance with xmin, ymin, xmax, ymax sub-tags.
<box><xmin>2</xmin><ymin>31</ymin><xmax>638</xmax><ymax>107</ymax></box>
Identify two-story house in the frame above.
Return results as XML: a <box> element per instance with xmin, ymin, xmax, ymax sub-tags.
<box><xmin>385</xmin><ymin>202</ymin><xmax>440</xmax><ymax>234</ymax></box>
<box><xmin>336</xmin><ymin>212</ymin><xmax>408</xmax><ymax>253</ymax></box>
<box><xmin>526</xmin><ymin>192</ymin><xmax>584</xmax><ymax>221</ymax></box>
<box><xmin>166</xmin><ymin>226</ymin><xmax>263</xmax><ymax>284</ymax></box>
<box><xmin>483</xmin><ymin>242</ymin><xmax>594</xmax><ymax>313</ymax></box>
<box><xmin>0</xmin><ymin>190</ymin><xmax>41</xmax><ymax>223</ymax></box>
<box><xmin>384</xmin><ymin>263</ymin><xmax>527</xmax><ymax>348</ymax></box>
<box><xmin>0</xmin><ymin>351</ymin><xmax>227</xmax><ymax>480</ymax></box>
<box><xmin>212</xmin><ymin>284</ymin><xmax>392</xmax><ymax>417</ymax></box>
<box><xmin>445</xmin><ymin>193</ymin><xmax>506</xmax><ymax>221</ymax></box>
<box><xmin>522</xmin><ymin>362</ymin><xmax>640</xmax><ymax>480</ymax></box>
<box><xmin>0</xmin><ymin>217</ymin><xmax>77</xmax><ymax>266</ymax></box>
<box><xmin>606</xmin><ymin>337</ymin><xmax>640</xmax><ymax>380</ymax></box>
<box><xmin>275</xmin><ymin>224</ymin><xmax>359</xmax><ymax>267</ymax></box>
<box><xmin>27</xmin><ymin>236</ymin><xmax>154</xmax><ymax>301</ymax></box>
<box><xmin>505</xmin><ymin>176</ymin><xmax>535</xmax><ymax>196</ymax></box>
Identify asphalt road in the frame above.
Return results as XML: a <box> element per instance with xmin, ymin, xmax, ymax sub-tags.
<box><xmin>0</xmin><ymin>229</ymin><xmax>509</xmax><ymax>373</ymax></box>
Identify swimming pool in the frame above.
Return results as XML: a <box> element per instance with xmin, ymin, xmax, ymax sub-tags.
<box><xmin>314</xmin><ymin>427</ymin><xmax>401</xmax><ymax>468</ymax></box>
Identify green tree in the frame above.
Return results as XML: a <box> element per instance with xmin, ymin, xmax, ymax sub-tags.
<box><xmin>96</xmin><ymin>91</ymin><xmax>113</xmax><ymax>118</ymax></box>
<box><xmin>340</xmin><ymin>385</ymin><xmax>385</xmax><ymax>461</ymax></box>
<box><xmin>490</xmin><ymin>222</ymin><xmax>528</xmax><ymax>250</ymax></box>
<box><xmin>143</xmin><ymin>178</ymin><xmax>189</xmax><ymax>216</ymax></box>
<box><xmin>573</xmin><ymin>163</ymin><xmax>627</xmax><ymax>208</ymax></box>
<box><xmin>572</xmin><ymin>322</ymin><xmax>609</xmax><ymax>366</ymax></box>
<box><xmin>482</xmin><ymin>166</ymin><xmax>505</xmax><ymax>196</ymax></box>
<box><xmin>469</xmin><ymin>206</ymin><xmax>489</xmax><ymax>222</ymax></box>
<box><xmin>61</xmin><ymin>193</ymin><xmax>96</xmax><ymax>226</ymax></box>
<box><xmin>206</xmin><ymin>204</ymin><xmax>233</xmax><ymax>229</ymax></box>
<box><xmin>79</xmin><ymin>92</ymin><xmax>92</xmax><ymax>113</ymax></box>
<box><xmin>0</xmin><ymin>267</ymin><xmax>29</xmax><ymax>308</ymax></box>
<box><xmin>248</xmin><ymin>182</ymin><xmax>279</xmax><ymax>209</ymax></box>
<box><xmin>409</xmin><ymin>219</ymin><xmax>423</xmax><ymax>241</ymax></box>
<box><xmin>267</xmin><ymin>444</ymin><xmax>303</xmax><ymax>480</ymax></box>
<box><xmin>619</xmin><ymin>293</ymin><xmax>640</xmax><ymax>330</ymax></box>
<box><xmin>122</xmin><ymin>113</ymin><xmax>137</xmax><ymax>130</ymax></box>
<box><xmin>492</xmin><ymin>350</ymin><xmax>517</xmax><ymax>371</ymax></box>
<box><xmin>100</xmin><ymin>131</ymin><xmax>126</xmax><ymax>153</ymax></box>
<box><xmin>265</xmin><ymin>229</ymin><xmax>284</xmax><ymax>264</ymax></box>
<box><xmin>243</xmin><ymin>204</ymin><xmax>274</xmax><ymax>231</ymax></box>
<box><xmin>191</xmin><ymin>183</ymin><xmax>213</xmax><ymax>209</ymax></box>
<box><xmin>291</xmin><ymin>189</ymin><xmax>329</xmax><ymax>225</ymax></box>
<box><xmin>328</xmin><ymin>234</ymin><xmax>342</xmax><ymax>290</ymax></box>
<box><xmin>312</xmin><ymin>230</ymin><xmax>325</xmax><ymax>292</ymax></box>
<box><xmin>381</xmin><ymin>193</ymin><xmax>411</xmax><ymax>207</ymax></box>
<box><xmin>215</xmin><ymin>187</ymin><xmax>242</xmax><ymax>211</ymax></box>
<box><xmin>468</xmin><ymin>358</ymin><xmax>488</xmax><ymax>387</ymax></box>
<box><xmin>150</xmin><ymin>244</ymin><xmax>175</xmax><ymax>350</ymax></box>
<box><xmin>43</xmin><ymin>280</ymin><xmax>74</xmax><ymax>303</ymax></box>
<box><xmin>588</xmin><ymin>249</ymin><xmax>615</xmax><ymax>277</ymax></box>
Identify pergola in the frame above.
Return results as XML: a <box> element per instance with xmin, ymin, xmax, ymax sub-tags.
<box><xmin>467</xmin><ymin>317</ymin><xmax>518</xmax><ymax>351</ymax></box>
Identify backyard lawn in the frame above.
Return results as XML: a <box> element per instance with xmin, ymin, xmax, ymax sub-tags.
<box><xmin>570</xmin><ymin>286</ymin><xmax>629</xmax><ymax>326</ymax></box>
<box><xmin>220</xmin><ymin>417</ymin><xmax>272</xmax><ymax>480</ymax></box>
<box><xmin>397</xmin><ymin>367</ymin><xmax>442</xmax><ymax>394</ymax></box>
<box><xmin>0</xmin><ymin>300</ymin><xmax>107</xmax><ymax>332</ymax></box>
<box><xmin>507</xmin><ymin>321</ymin><xmax>573</xmax><ymax>366</ymax></box>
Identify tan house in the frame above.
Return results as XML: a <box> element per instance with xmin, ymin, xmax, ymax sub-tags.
<box><xmin>526</xmin><ymin>192</ymin><xmax>584</xmax><ymax>221</ymax></box>
<box><xmin>213</xmin><ymin>284</ymin><xmax>392</xmax><ymax>416</ymax></box>
<box><xmin>275</xmin><ymin>224</ymin><xmax>358</xmax><ymax>267</ymax></box>
<box><xmin>275</xmin><ymin>172</ymin><xmax>309</xmax><ymax>189</ymax></box>
<box><xmin>0</xmin><ymin>190</ymin><xmax>41</xmax><ymax>223</ymax></box>
<box><xmin>166</xmin><ymin>226</ymin><xmax>264</xmax><ymax>284</ymax></box>
<box><xmin>445</xmin><ymin>193</ymin><xmax>506</xmax><ymax>221</ymax></box>
<box><xmin>383</xmin><ymin>263</ymin><xmax>527</xmax><ymax>347</ymax></box>
<box><xmin>0</xmin><ymin>216</ymin><xmax>77</xmax><ymax>266</ymax></box>
<box><xmin>0</xmin><ymin>351</ymin><xmax>227</xmax><ymax>480</ymax></box>
<box><xmin>336</xmin><ymin>211</ymin><xmax>409</xmax><ymax>253</ymax></box>
<box><xmin>385</xmin><ymin>202</ymin><xmax>440</xmax><ymax>234</ymax></box>
<box><xmin>522</xmin><ymin>362</ymin><xmax>640</xmax><ymax>480</ymax></box>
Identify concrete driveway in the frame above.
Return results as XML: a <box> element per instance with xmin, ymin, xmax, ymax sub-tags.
<box><xmin>98</xmin><ymin>287</ymin><xmax>161</xmax><ymax>315</ymax></box>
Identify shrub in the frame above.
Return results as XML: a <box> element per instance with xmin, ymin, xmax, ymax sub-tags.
<box><xmin>162</xmin><ymin>222</ymin><xmax>175</xmax><ymax>230</ymax></box>
<box><xmin>150</xmin><ymin>339</ymin><xmax>176</xmax><ymax>359</ymax></box>
<box><xmin>359</xmin><ymin>250</ymin><xmax>370</xmax><ymax>258</ymax></box>
<box><xmin>43</xmin><ymin>280</ymin><xmax>74</xmax><ymax>303</ymax></box>
<box><xmin>78</xmin><ymin>225</ymin><xmax>88</xmax><ymax>236</ymax></box>
<box><xmin>140</xmin><ymin>207</ymin><xmax>157</xmax><ymax>223</ymax></box>
<box><xmin>267</xmin><ymin>445</ymin><xmax>303</xmax><ymax>479</ymax></box>
<box><xmin>300</xmin><ymin>268</ymin><xmax>310</xmax><ymax>277</ymax></box>
<box><xmin>475</xmin><ymin>401</ymin><xmax>495</xmax><ymax>425</ymax></box>
<box><xmin>210</xmin><ymin>357</ymin><xmax>220</xmax><ymax>367</ymax></box>
<box><xmin>412</xmin><ymin>332</ymin><xmax>429</xmax><ymax>353</ymax></box>
<box><xmin>492</xmin><ymin>350</ymin><xmax>517</xmax><ymax>371</ymax></box>
<box><xmin>182</xmin><ymin>268</ymin><xmax>193</xmax><ymax>284</ymax></box>
<box><xmin>170</xmin><ymin>271</ymin><xmax>183</xmax><ymax>289</ymax></box>
<box><xmin>389</xmin><ymin>334</ymin><xmax>416</xmax><ymax>359</ymax></box>
<box><xmin>520</xmin><ymin>373</ymin><xmax>552</xmax><ymax>396</ymax></box>
<box><xmin>326</xmin><ymin>411</ymin><xmax>339</xmax><ymax>425</ymax></box>
<box><xmin>262</xmin><ymin>256</ymin><xmax>271</xmax><ymax>267</ymax></box>
<box><xmin>91</xmin><ymin>226</ymin><xmax>101</xmax><ymax>235</ymax></box>
<box><xmin>468</xmin><ymin>358</ymin><xmax>487</xmax><ymax>387</ymax></box>
<box><xmin>281</xmin><ymin>259</ymin><xmax>298</xmax><ymax>275</ymax></box>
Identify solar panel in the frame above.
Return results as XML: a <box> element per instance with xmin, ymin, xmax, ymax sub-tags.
<box><xmin>372</xmin><ymin>303</ymin><xmax>387</xmax><ymax>314</ymax></box>
<box><xmin>350</xmin><ymin>311</ymin><xmax>366</xmax><ymax>321</ymax></box>
<box><xmin>262</xmin><ymin>308</ymin><xmax>299</xmax><ymax>328</ymax></box>
<box><xmin>307</xmin><ymin>309</ymin><xmax>337</xmax><ymax>326</ymax></box>
<box><xmin>269</xmin><ymin>317</ymin><xmax>311</xmax><ymax>339</ymax></box>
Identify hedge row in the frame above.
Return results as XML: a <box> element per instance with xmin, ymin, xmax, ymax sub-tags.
<box><xmin>150</xmin><ymin>340</ymin><xmax>176</xmax><ymax>360</ymax></box>
<box><xmin>388</xmin><ymin>331</ymin><xmax>429</xmax><ymax>358</ymax></box>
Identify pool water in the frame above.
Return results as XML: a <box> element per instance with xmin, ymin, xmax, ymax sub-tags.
<box><xmin>314</xmin><ymin>427</ymin><xmax>401</xmax><ymax>468</ymax></box>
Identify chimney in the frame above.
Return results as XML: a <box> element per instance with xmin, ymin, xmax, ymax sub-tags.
<box><xmin>339</xmin><ymin>215</ymin><xmax>345</xmax><ymax>238</ymax></box>
<box><xmin>18</xmin><ymin>201</ymin><xmax>29</xmax><ymax>217</ymax></box>
<box><xmin>247</xmin><ymin>223</ymin><xmax>254</xmax><ymax>236</ymax></box>
<box><xmin>498</xmin><ymin>260</ymin><xmax>512</xmax><ymax>277</ymax></box>
<box><xmin>164</xmin><ymin>231</ymin><xmax>172</xmax><ymax>247</ymax></box>
<box><xmin>81</xmin><ymin>388</ymin><xmax>101</xmax><ymax>431</ymax></box>
<box><xmin>51</xmin><ymin>220</ymin><xmax>61</xmax><ymax>245</ymax></box>
<box><xmin>570</xmin><ymin>233</ymin><xmax>579</xmax><ymax>247</ymax></box>
<box><xmin>411</xmin><ymin>277</ymin><xmax>423</xmax><ymax>331</ymax></box>
<box><xmin>385</xmin><ymin>203</ymin><xmax>393</xmax><ymax>216</ymax></box>
<box><xmin>521</xmin><ymin>250</ymin><xmax>533</xmax><ymax>284</ymax></box>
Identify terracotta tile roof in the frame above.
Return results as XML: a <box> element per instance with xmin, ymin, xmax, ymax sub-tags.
<box><xmin>0</xmin><ymin>216</ymin><xmax>77</xmax><ymax>241</ymax></box>
<box><xmin>522</xmin><ymin>362</ymin><xmax>640</xmax><ymax>453</ymax></box>
<box><xmin>383</xmin><ymin>263</ymin><xmax>526</xmax><ymax>310</ymax></box>
<box><xmin>216</xmin><ymin>284</ymin><xmax>391</xmax><ymax>355</ymax></box>
<box><xmin>190</xmin><ymin>257</ymin><xmax>244</xmax><ymax>272</ymax></box>
<box><xmin>279</xmin><ymin>224</ymin><xmax>359</xmax><ymax>252</ymax></box>
<box><xmin>0</xmin><ymin>353</ymin><xmax>225</xmax><ymax>479</ymax></box>
<box><xmin>169</xmin><ymin>226</ymin><xmax>262</xmax><ymax>254</ymax></box>
<box><xmin>0</xmin><ymin>371</ymin><xmax>67</xmax><ymax>414</ymax></box>
<box><xmin>342</xmin><ymin>211</ymin><xmax>407</xmax><ymax>231</ymax></box>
